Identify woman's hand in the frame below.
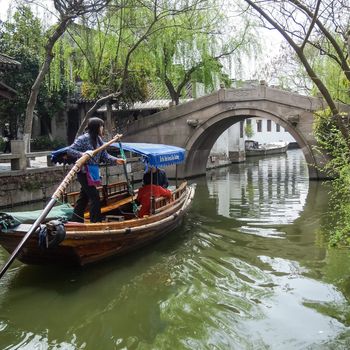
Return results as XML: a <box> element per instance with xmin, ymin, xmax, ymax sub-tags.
<box><xmin>116</xmin><ymin>158</ymin><xmax>126</xmax><ymax>165</ymax></box>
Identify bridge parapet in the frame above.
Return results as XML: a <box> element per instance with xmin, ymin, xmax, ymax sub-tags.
<box><xmin>123</xmin><ymin>85</ymin><xmax>350</xmax><ymax>180</ymax></box>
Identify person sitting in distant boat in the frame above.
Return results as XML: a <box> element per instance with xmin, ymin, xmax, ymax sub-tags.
<box><xmin>136</xmin><ymin>173</ymin><xmax>172</xmax><ymax>218</ymax></box>
<box><xmin>143</xmin><ymin>166</ymin><xmax>169</xmax><ymax>188</ymax></box>
<box><xmin>67</xmin><ymin>117</ymin><xmax>125</xmax><ymax>223</ymax></box>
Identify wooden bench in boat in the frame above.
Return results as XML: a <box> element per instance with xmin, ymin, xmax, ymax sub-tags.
<box><xmin>84</xmin><ymin>193</ymin><xmax>138</xmax><ymax>219</ymax></box>
<box><xmin>64</xmin><ymin>181</ymin><xmax>129</xmax><ymax>207</ymax></box>
<box><xmin>153</xmin><ymin>182</ymin><xmax>187</xmax><ymax>214</ymax></box>
<box><xmin>83</xmin><ymin>181</ymin><xmax>188</xmax><ymax>221</ymax></box>
<box><xmin>62</xmin><ymin>177</ymin><xmax>188</xmax><ymax>221</ymax></box>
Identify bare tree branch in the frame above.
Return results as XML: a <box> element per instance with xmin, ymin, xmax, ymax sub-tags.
<box><xmin>244</xmin><ymin>0</ymin><xmax>350</xmax><ymax>147</ymax></box>
<box><xmin>76</xmin><ymin>92</ymin><xmax>122</xmax><ymax>136</ymax></box>
<box><xmin>23</xmin><ymin>0</ymin><xmax>111</xmax><ymax>151</ymax></box>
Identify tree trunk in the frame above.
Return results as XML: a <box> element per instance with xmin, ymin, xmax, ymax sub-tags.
<box><xmin>23</xmin><ymin>17</ymin><xmax>73</xmax><ymax>152</ymax></box>
<box><xmin>164</xmin><ymin>76</ymin><xmax>180</xmax><ymax>105</ymax></box>
<box><xmin>244</xmin><ymin>0</ymin><xmax>350</xmax><ymax>148</ymax></box>
<box><xmin>75</xmin><ymin>92</ymin><xmax>122</xmax><ymax>138</ymax></box>
<box><xmin>105</xmin><ymin>102</ymin><xmax>113</xmax><ymax>140</ymax></box>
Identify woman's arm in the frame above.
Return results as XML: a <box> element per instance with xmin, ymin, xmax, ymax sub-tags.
<box><xmin>99</xmin><ymin>149</ymin><xmax>125</xmax><ymax>165</ymax></box>
<box><xmin>66</xmin><ymin>135</ymin><xmax>86</xmax><ymax>159</ymax></box>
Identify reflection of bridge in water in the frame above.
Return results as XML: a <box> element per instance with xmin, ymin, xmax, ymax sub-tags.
<box><xmin>124</xmin><ymin>83</ymin><xmax>350</xmax><ymax>179</ymax></box>
<box><xmin>207</xmin><ymin>151</ymin><xmax>308</xmax><ymax>232</ymax></box>
<box><xmin>197</xmin><ymin>150</ymin><xmax>329</xmax><ymax>242</ymax></box>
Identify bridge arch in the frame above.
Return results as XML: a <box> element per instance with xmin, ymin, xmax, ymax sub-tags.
<box><xmin>183</xmin><ymin>108</ymin><xmax>318</xmax><ymax>179</ymax></box>
<box><xmin>123</xmin><ymin>85</ymin><xmax>350</xmax><ymax>179</ymax></box>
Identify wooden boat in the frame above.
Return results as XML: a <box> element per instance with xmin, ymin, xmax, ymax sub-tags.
<box><xmin>245</xmin><ymin>140</ymin><xmax>289</xmax><ymax>157</ymax></box>
<box><xmin>0</xmin><ymin>143</ymin><xmax>195</xmax><ymax>266</ymax></box>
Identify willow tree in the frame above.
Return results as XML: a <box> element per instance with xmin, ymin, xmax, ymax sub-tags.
<box><xmin>23</xmin><ymin>0</ymin><xmax>112</xmax><ymax>152</ymax></box>
<box><xmin>74</xmin><ymin>0</ymin><xmax>215</xmax><ymax>135</ymax></box>
<box><xmin>146</xmin><ymin>0</ymin><xmax>257</xmax><ymax>104</ymax></box>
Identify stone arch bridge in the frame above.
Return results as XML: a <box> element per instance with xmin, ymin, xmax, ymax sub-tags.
<box><xmin>123</xmin><ymin>83</ymin><xmax>348</xmax><ymax>179</ymax></box>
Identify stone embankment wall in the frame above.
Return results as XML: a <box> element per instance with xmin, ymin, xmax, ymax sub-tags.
<box><xmin>0</xmin><ymin>159</ymin><xmax>144</xmax><ymax>209</ymax></box>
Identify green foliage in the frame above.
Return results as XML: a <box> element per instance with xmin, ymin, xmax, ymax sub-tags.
<box><xmin>148</xmin><ymin>6</ymin><xmax>224</xmax><ymax>99</ymax></box>
<box><xmin>0</xmin><ymin>42</ymin><xmax>40</xmax><ymax>130</ymax></box>
<box><xmin>30</xmin><ymin>136</ymin><xmax>66</xmax><ymax>151</ymax></box>
<box><xmin>1</xmin><ymin>0</ymin><xmax>259</xmax><ymax>140</ymax></box>
<box><xmin>244</xmin><ymin>123</ymin><xmax>254</xmax><ymax>138</ymax></box>
<box><xmin>64</xmin><ymin>8</ymin><xmax>151</xmax><ymax>102</ymax></box>
<box><xmin>308</xmin><ymin>31</ymin><xmax>350</xmax><ymax>247</ymax></box>
<box><xmin>0</xmin><ymin>5</ymin><xmax>71</xmax><ymax>133</ymax></box>
<box><xmin>143</xmin><ymin>0</ymin><xmax>257</xmax><ymax>102</ymax></box>
<box><xmin>2</xmin><ymin>5</ymin><xmax>44</xmax><ymax>55</ymax></box>
<box><xmin>309</xmin><ymin>35</ymin><xmax>350</xmax><ymax>104</ymax></box>
<box><xmin>313</xmin><ymin>108</ymin><xmax>350</xmax><ymax>246</ymax></box>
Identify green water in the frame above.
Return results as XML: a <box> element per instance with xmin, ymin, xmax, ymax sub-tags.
<box><xmin>1</xmin><ymin>149</ymin><xmax>350</xmax><ymax>349</ymax></box>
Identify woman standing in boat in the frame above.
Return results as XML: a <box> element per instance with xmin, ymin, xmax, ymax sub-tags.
<box><xmin>67</xmin><ymin>117</ymin><xmax>125</xmax><ymax>223</ymax></box>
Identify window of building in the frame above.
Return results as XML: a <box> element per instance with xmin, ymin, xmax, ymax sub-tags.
<box><xmin>276</xmin><ymin>123</ymin><xmax>280</xmax><ymax>132</ymax></box>
<box><xmin>246</xmin><ymin>119</ymin><xmax>251</xmax><ymax>125</ymax></box>
<box><xmin>267</xmin><ymin>119</ymin><xmax>272</xmax><ymax>132</ymax></box>
<box><xmin>257</xmin><ymin>120</ymin><xmax>262</xmax><ymax>132</ymax></box>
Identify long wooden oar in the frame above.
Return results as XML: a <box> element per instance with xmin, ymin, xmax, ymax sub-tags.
<box><xmin>0</xmin><ymin>134</ymin><xmax>122</xmax><ymax>279</ymax></box>
<box><xmin>118</xmin><ymin>141</ymin><xmax>139</xmax><ymax>216</ymax></box>
<box><xmin>118</xmin><ymin>141</ymin><xmax>133</xmax><ymax>196</ymax></box>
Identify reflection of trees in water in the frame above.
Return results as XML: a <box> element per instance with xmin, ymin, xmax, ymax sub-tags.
<box><xmin>177</xmin><ymin>172</ymin><xmax>350</xmax><ymax>349</ymax></box>
<box><xmin>0</xmin><ymin>236</ymin><xmax>193</xmax><ymax>349</ymax></box>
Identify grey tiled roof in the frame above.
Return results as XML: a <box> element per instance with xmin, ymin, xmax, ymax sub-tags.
<box><xmin>0</xmin><ymin>81</ymin><xmax>17</xmax><ymax>99</ymax></box>
<box><xmin>70</xmin><ymin>96</ymin><xmax>97</xmax><ymax>104</ymax></box>
<box><xmin>0</xmin><ymin>53</ymin><xmax>21</xmax><ymax>70</ymax></box>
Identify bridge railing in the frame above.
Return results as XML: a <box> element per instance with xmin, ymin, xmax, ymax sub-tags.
<box><xmin>0</xmin><ymin>140</ymin><xmax>53</xmax><ymax>171</ymax></box>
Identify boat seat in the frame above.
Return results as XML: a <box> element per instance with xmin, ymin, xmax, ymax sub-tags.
<box><xmin>84</xmin><ymin>194</ymin><xmax>137</xmax><ymax>219</ymax></box>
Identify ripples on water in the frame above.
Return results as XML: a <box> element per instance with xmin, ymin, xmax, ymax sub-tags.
<box><xmin>1</xmin><ymin>149</ymin><xmax>350</xmax><ymax>349</ymax></box>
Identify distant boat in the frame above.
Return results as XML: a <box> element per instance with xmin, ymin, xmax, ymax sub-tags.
<box><xmin>245</xmin><ymin>140</ymin><xmax>289</xmax><ymax>157</ymax></box>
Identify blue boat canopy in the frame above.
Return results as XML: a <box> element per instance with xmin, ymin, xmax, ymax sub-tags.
<box><xmin>51</xmin><ymin>146</ymin><xmax>76</xmax><ymax>165</ymax></box>
<box><xmin>111</xmin><ymin>142</ymin><xmax>185</xmax><ymax>167</ymax></box>
<box><xmin>51</xmin><ymin>142</ymin><xmax>186</xmax><ymax>168</ymax></box>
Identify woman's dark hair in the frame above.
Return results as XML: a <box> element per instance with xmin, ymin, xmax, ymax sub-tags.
<box><xmin>87</xmin><ymin>117</ymin><xmax>104</xmax><ymax>148</ymax></box>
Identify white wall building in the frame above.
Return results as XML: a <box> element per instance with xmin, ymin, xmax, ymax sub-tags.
<box><xmin>209</xmin><ymin>118</ymin><xmax>296</xmax><ymax>166</ymax></box>
<box><xmin>243</xmin><ymin>118</ymin><xmax>296</xmax><ymax>145</ymax></box>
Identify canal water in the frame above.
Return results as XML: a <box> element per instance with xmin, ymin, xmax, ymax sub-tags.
<box><xmin>1</xmin><ymin>149</ymin><xmax>350</xmax><ymax>349</ymax></box>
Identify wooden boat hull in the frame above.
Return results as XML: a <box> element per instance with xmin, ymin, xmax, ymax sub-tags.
<box><xmin>0</xmin><ymin>185</ymin><xmax>195</xmax><ymax>266</ymax></box>
<box><xmin>246</xmin><ymin>144</ymin><xmax>288</xmax><ymax>157</ymax></box>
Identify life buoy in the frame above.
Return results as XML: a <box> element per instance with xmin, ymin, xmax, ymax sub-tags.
<box><xmin>38</xmin><ymin>220</ymin><xmax>66</xmax><ymax>249</ymax></box>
